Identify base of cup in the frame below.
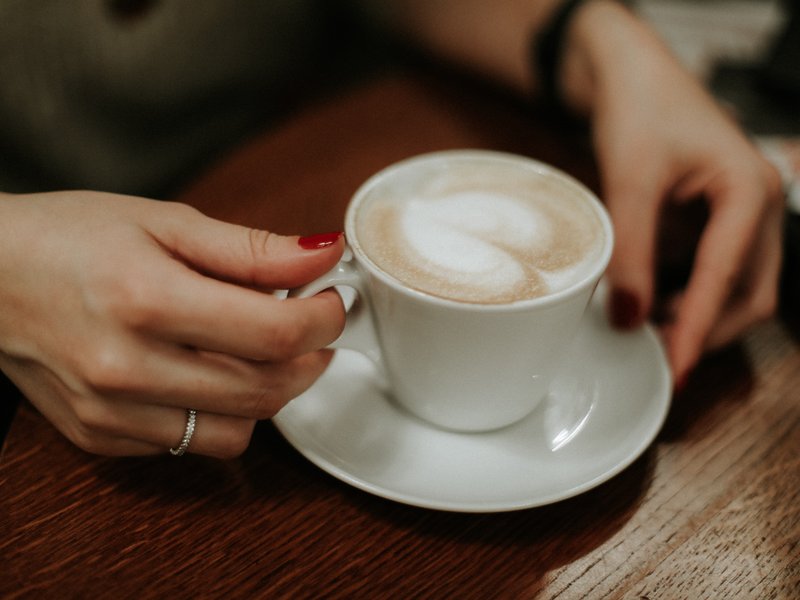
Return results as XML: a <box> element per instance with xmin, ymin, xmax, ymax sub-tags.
<box><xmin>391</xmin><ymin>393</ymin><xmax>543</xmax><ymax>434</ymax></box>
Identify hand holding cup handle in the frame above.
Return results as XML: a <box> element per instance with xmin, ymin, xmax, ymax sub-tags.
<box><xmin>288</xmin><ymin>250</ymin><xmax>384</xmax><ymax>371</ymax></box>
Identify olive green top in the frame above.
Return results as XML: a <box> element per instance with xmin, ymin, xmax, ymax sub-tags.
<box><xmin>0</xmin><ymin>0</ymin><xmax>373</xmax><ymax>196</ymax></box>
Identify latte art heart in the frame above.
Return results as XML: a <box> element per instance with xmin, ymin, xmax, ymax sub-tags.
<box><xmin>355</xmin><ymin>158</ymin><xmax>605</xmax><ymax>304</ymax></box>
<box><xmin>400</xmin><ymin>193</ymin><xmax>540</xmax><ymax>295</ymax></box>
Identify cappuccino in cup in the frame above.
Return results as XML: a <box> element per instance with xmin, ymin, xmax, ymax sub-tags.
<box><xmin>355</xmin><ymin>157</ymin><xmax>606</xmax><ymax>305</ymax></box>
<box><xmin>292</xmin><ymin>150</ymin><xmax>613</xmax><ymax>432</ymax></box>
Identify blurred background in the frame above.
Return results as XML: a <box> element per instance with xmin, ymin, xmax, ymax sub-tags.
<box><xmin>635</xmin><ymin>0</ymin><xmax>796</xmax><ymax>133</ymax></box>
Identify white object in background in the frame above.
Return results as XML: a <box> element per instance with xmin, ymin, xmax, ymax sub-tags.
<box><xmin>635</xmin><ymin>0</ymin><xmax>787</xmax><ymax>79</ymax></box>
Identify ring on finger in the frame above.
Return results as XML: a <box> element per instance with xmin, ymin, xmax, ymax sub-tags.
<box><xmin>169</xmin><ymin>409</ymin><xmax>197</xmax><ymax>456</ymax></box>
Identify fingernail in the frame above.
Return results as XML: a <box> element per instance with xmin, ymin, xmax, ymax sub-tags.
<box><xmin>610</xmin><ymin>288</ymin><xmax>641</xmax><ymax>329</ymax></box>
<box><xmin>298</xmin><ymin>232</ymin><xmax>343</xmax><ymax>250</ymax></box>
<box><xmin>675</xmin><ymin>371</ymin><xmax>691</xmax><ymax>394</ymax></box>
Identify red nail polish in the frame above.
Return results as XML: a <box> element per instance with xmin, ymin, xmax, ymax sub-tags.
<box><xmin>610</xmin><ymin>288</ymin><xmax>640</xmax><ymax>329</ymax></box>
<box><xmin>298</xmin><ymin>232</ymin><xmax>343</xmax><ymax>250</ymax></box>
<box><xmin>675</xmin><ymin>372</ymin><xmax>690</xmax><ymax>394</ymax></box>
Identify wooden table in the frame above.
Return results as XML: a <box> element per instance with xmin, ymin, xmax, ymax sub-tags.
<box><xmin>1</xmin><ymin>72</ymin><xmax>798</xmax><ymax>599</ymax></box>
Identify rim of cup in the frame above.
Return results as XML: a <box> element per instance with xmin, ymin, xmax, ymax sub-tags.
<box><xmin>345</xmin><ymin>149</ymin><xmax>614</xmax><ymax>313</ymax></box>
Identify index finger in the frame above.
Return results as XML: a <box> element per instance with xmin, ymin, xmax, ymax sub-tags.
<box><xmin>129</xmin><ymin>260</ymin><xmax>346</xmax><ymax>360</ymax></box>
<box><xmin>668</xmin><ymin>184</ymin><xmax>763</xmax><ymax>380</ymax></box>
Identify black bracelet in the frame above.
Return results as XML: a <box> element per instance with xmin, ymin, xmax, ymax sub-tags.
<box><xmin>533</xmin><ymin>0</ymin><xmax>592</xmax><ymax>117</ymax></box>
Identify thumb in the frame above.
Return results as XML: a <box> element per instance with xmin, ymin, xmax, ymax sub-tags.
<box><xmin>149</xmin><ymin>203</ymin><xmax>345</xmax><ymax>289</ymax></box>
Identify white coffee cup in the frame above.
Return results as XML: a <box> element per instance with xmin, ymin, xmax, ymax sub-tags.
<box><xmin>292</xmin><ymin>150</ymin><xmax>614</xmax><ymax>432</ymax></box>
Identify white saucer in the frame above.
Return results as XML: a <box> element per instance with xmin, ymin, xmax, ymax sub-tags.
<box><xmin>273</xmin><ymin>294</ymin><xmax>672</xmax><ymax>512</ymax></box>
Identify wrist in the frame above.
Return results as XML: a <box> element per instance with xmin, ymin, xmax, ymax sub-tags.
<box><xmin>533</xmin><ymin>0</ymin><xmax>595</xmax><ymax>116</ymax></box>
<box><xmin>563</xmin><ymin>0</ymin><xmax>691</xmax><ymax>118</ymax></box>
<box><xmin>557</xmin><ymin>0</ymin><xmax>648</xmax><ymax>116</ymax></box>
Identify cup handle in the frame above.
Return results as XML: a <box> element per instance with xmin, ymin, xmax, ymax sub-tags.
<box><xmin>288</xmin><ymin>251</ymin><xmax>384</xmax><ymax>370</ymax></box>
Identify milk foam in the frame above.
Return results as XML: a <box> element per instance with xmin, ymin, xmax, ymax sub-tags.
<box><xmin>400</xmin><ymin>192</ymin><xmax>541</xmax><ymax>295</ymax></box>
<box><xmin>355</xmin><ymin>159</ymin><xmax>604</xmax><ymax>304</ymax></box>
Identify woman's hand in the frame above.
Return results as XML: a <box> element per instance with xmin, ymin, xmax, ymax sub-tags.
<box><xmin>373</xmin><ymin>0</ymin><xmax>785</xmax><ymax>384</ymax></box>
<box><xmin>562</xmin><ymin>0</ymin><xmax>785</xmax><ymax>384</ymax></box>
<box><xmin>0</xmin><ymin>191</ymin><xmax>346</xmax><ymax>457</ymax></box>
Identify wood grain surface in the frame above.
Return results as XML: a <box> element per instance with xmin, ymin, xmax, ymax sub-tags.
<box><xmin>1</xmin><ymin>72</ymin><xmax>798</xmax><ymax>600</ymax></box>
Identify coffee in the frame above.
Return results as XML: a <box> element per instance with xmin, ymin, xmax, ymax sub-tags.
<box><xmin>354</xmin><ymin>155</ymin><xmax>606</xmax><ymax>304</ymax></box>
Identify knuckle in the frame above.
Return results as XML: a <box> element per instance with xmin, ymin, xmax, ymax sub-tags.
<box><xmin>247</xmin><ymin>228</ymin><xmax>276</xmax><ymax>265</ymax></box>
<box><xmin>116</xmin><ymin>280</ymin><xmax>163</xmax><ymax>330</ymax></box>
<box><xmin>90</xmin><ymin>273</ymin><xmax>163</xmax><ymax>330</ymax></box>
<box><xmin>71</xmin><ymin>397</ymin><xmax>110</xmax><ymax>433</ymax></box>
<box><xmin>166</xmin><ymin>201</ymin><xmax>201</xmax><ymax>219</ymax></box>
<box><xmin>267</xmin><ymin>321</ymin><xmax>306</xmax><ymax>359</ymax></box>
<box><xmin>81</xmin><ymin>343</ymin><xmax>137</xmax><ymax>394</ymax></box>
<box><xmin>67</xmin><ymin>423</ymin><xmax>108</xmax><ymax>455</ymax></box>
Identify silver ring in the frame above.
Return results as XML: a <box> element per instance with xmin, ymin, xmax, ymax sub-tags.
<box><xmin>169</xmin><ymin>409</ymin><xmax>197</xmax><ymax>456</ymax></box>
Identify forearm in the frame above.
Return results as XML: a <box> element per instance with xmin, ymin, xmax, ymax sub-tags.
<box><xmin>365</xmin><ymin>0</ymin><xmax>564</xmax><ymax>94</ymax></box>
<box><xmin>366</xmin><ymin>0</ymin><xmax>686</xmax><ymax>116</ymax></box>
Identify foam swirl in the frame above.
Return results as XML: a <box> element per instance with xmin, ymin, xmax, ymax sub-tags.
<box><xmin>400</xmin><ymin>192</ymin><xmax>542</xmax><ymax>295</ymax></box>
<box><xmin>355</xmin><ymin>159</ymin><xmax>604</xmax><ymax>304</ymax></box>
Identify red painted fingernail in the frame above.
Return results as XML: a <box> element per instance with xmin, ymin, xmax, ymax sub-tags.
<box><xmin>675</xmin><ymin>372</ymin><xmax>690</xmax><ymax>394</ymax></box>
<box><xmin>610</xmin><ymin>288</ymin><xmax>641</xmax><ymax>329</ymax></box>
<box><xmin>298</xmin><ymin>232</ymin><xmax>343</xmax><ymax>250</ymax></box>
